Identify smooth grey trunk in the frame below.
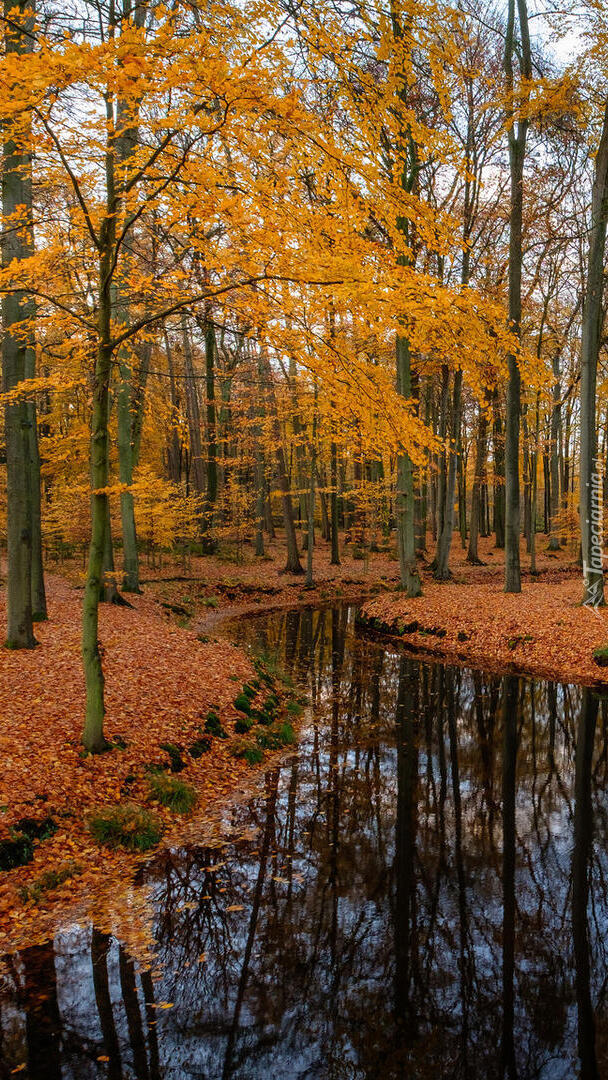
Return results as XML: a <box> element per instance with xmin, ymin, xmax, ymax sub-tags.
<box><xmin>116</xmin><ymin>331</ymin><xmax>140</xmax><ymax>591</ymax></box>
<box><xmin>2</xmin><ymin>0</ymin><xmax>39</xmax><ymax>647</ymax></box>
<box><xmin>204</xmin><ymin>311</ymin><xmax>218</xmax><ymax>549</ymax></box>
<box><xmin>114</xmin><ymin>14</ymin><xmax>146</xmax><ymax>593</ymax></box>
<box><xmin>330</xmin><ymin>437</ymin><xmax>340</xmax><ymax>565</ymax></box>
<box><xmin>396</xmin><ymin>335</ymin><xmax>422</xmax><ymax>596</ymax></box>
<box><xmin>317</xmin><ymin>467</ymin><xmax>330</xmax><ymax>541</ymax></box>
<box><xmin>164</xmin><ymin>327</ymin><xmax>183</xmax><ymax>483</ymax></box>
<box><xmin>467</xmin><ymin>406</ymin><xmax>488</xmax><ymax>564</ymax></box>
<box><xmin>435</xmin><ymin>365</ymin><xmax>450</xmax><ymax>540</ymax></box>
<box><xmin>548</xmin><ymin>353</ymin><xmax>561</xmax><ymax>550</ymax></box>
<box><xmin>181</xmin><ymin>315</ymin><xmax>206</xmax><ymax>506</ymax></box>
<box><xmin>254</xmin><ymin>453</ymin><xmax>265</xmax><ymax>556</ymax></box>
<box><xmin>27</xmin><ymin>392</ymin><xmax>46</xmax><ymax>621</ymax></box>
<box><xmin>493</xmin><ymin>392</ymin><xmax>505</xmax><ymax>547</ymax></box>
<box><xmin>260</xmin><ymin>350</ymin><xmax>303</xmax><ymax>574</ymax></box>
<box><xmin>434</xmin><ymin>369</ymin><xmax>462</xmax><ymax>580</ymax></box>
<box><xmin>305</xmin><ymin>403</ymin><xmax>316</xmax><ymax>587</ymax></box>
<box><xmin>580</xmin><ymin>97</ymin><xmax>608</xmax><ymax>607</ymax></box>
<box><xmin>82</xmin><ymin>236</ymin><xmax>114</xmax><ymax>751</ymax></box>
<box><xmin>23</xmin><ymin>95</ymin><xmax>46</xmax><ymax>620</ymax></box>
<box><xmin>503</xmin><ymin>0</ymin><xmax>531</xmax><ymax>593</ymax></box>
<box><xmin>530</xmin><ymin>391</ymin><xmax>540</xmax><ymax>574</ymax></box>
<box><xmin>100</xmin><ymin>508</ymin><xmax>119</xmax><ymax>604</ymax></box>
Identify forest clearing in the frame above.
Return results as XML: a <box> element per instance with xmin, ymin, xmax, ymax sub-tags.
<box><xmin>4</xmin><ymin>0</ymin><xmax>608</xmax><ymax>1074</ymax></box>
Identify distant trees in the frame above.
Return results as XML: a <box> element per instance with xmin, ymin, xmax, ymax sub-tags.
<box><xmin>3</xmin><ymin>0</ymin><xmax>608</xmax><ymax>733</ymax></box>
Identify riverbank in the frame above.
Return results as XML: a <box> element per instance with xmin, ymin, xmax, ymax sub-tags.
<box><xmin>0</xmin><ymin>532</ymin><xmax>595</xmax><ymax>953</ymax></box>
<box><xmin>0</xmin><ymin>573</ymin><xmax>304</xmax><ymax>955</ymax></box>
<box><xmin>360</xmin><ymin>578</ymin><xmax>608</xmax><ymax>687</ymax></box>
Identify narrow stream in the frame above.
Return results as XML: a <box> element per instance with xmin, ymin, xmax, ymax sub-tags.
<box><xmin>1</xmin><ymin>604</ymin><xmax>607</xmax><ymax>1079</ymax></box>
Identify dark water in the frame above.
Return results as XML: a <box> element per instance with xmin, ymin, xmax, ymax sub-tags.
<box><xmin>1</xmin><ymin>604</ymin><xmax>608</xmax><ymax>1080</ymax></box>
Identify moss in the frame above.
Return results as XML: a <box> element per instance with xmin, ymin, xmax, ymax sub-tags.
<box><xmin>159</xmin><ymin>742</ymin><xmax>186</xmax><ymax>773</ymax></box>
<box><xmin>230</xmin><ymin>739</ymin><xmax>264</xmax><ymax>766</ymax></box>
<box><xmin>189</xmin><ymin>736</ymin><xmax>212</xmax><ymax>758</ymax></box>
<box><xmin>0</xmin><ymin>833</ymin><xmax>34</xmax><ymax>871</ymax></box>
<box><xmin>16</xmin><ymin>816</ymin><xmax>57</xmax><ymax>842</ymax></box>
<box><xmin>88</xmin><ymin>804</ymin><xmax>163</xmax><ymax>852</ymax></box>
<box><xmin>235</xmin><ymin>715</ymin><xmax>254</xmax><ymax>734</ymax></box>
<box><xmin>593</xmin><ymin>645</ymin><xmax>608</xmax><ymax>667</ymax></box>
<box><xmin>234</xmin><ymin>693</ymin><xmax>252</xmax><ymax>715</ymax></box>
<box><xmin>204</xmin><ymin>712</ymin><xmax>228</xmax><ymax>739</ymax></box>
<box><xmin>256</xmin><ymin>721</ymin><xmax>296</xmax><ymax>750</ymax></box>
<box><xmin>148</xmin><ymin>772</ymin><xmax>197</xmax><ymax>814</ymax></box>
<box><xmin>19</xmin><ymin>860</ymin><xmax>82</xmax><ymax>903</ymax></box>
<box><xmin>251</xmin><ymin>707</ymin><xmax>270</xmax><ymax>726</ymax></box>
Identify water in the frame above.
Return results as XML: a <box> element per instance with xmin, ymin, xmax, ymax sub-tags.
<box><xmin>1</xmin><ymin>604</ymin><xmax>607</xmax><ymax>1080</ymax></box>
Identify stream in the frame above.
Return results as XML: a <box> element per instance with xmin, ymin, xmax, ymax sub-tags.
<box><xmin>0</xmin><ymin>603</ymin><xmax>607</xmax><ymax>1079</ymax></box>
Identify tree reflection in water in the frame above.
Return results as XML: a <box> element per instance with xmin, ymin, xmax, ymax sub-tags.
<box><xmin>0</xmin><ymin>605</ymin><xmax>607</xmax><ymax>1079</ymax></box>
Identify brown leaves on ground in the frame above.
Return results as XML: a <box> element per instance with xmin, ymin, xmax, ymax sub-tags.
<box><xmin>0</xmin><ymin>572</ymin><xmax>283</xmax><ymax>955</ymax></box>
<box><xmin>363</xmin><ymin>577</ymin><xmax>608</xmax><ymax>687</ymax></box>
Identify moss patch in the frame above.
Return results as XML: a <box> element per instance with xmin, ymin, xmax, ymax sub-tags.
<box><xmin>189</xmin><ymin>736</ymin><xmax>212</xmax><ymax>758</ymax></box>
<box><xmin>159</xmin><ymin>742</ymin><xmax>186</xmax><ymax>773</ymax></box>
<box><xmin>204</xmin><ymin>711</ymin><xmax>228</xmax><ymax>739</ymax></box>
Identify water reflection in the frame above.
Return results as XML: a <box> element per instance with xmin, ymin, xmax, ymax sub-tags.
<box><xmin>1</xmin><ymin>605</ymin><xmax>608</xmax><ymax>1079</ymax></box>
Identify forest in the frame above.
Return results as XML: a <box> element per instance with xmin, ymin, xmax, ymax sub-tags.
<box><xmin>2</xmin><ymin>0</ymin><xmax>608</xmax><ymax>1076</ymax></box>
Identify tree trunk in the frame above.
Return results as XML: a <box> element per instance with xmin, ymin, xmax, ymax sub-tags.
<box><xmin>181</xmin><ymin>316</ymin><xmax>205</xmax><ymax>506</ymax></box>
<box><xmin>547</xmin><ymin>353</ymin><xmax>562</xmax><ymax>550</ymax></box>
<box><xmin>434</xmin><ymin>369</ymin><xmax>462</xmax><ymax>580</ymax></box>
<box><xmin>396</xmin><ymin>336</ymin><xmax>422</xmax><ymax>596</ymax></box>
<box><xmin>116</xmin><ymin>334</ymin><xmax>140</xmax><ymax>592</ymax></box>
<box><xmin>330</xmin><ymin>438</ymin><xmax>340</xmax><ymax>565</ymax></box>
<box><xmin>305</xmin><ymin>399</ymin><xmax>317</xmax><ymax>587</ymax></box>
<box><xmin>204</xmin><ymin>310</ymin><xmax>218</xmax><ymax>550</ymax></box>
<box><xmin>468</xmin><ymin>405</ymin><xmax>488</xmax><ymax>565</ymax></box>
<box><xmin>503</xmin><ymin>0</ymin><xmax>530</xmax><ymax>593</ymax></box>
<box><xmin>164</xmin><ymin>327</ymin><xmax>183</xmax><ymax>483</ymax></box>
<box><xmin>492</xmin><ymin>391</ymin><xmax>505</xmax><ymax>548</ymax></box>
<box><xmin>260</xmin><ymin>350</ymin><xmax>303</xmax><ymax>574</ymax></box>
<box><xmin>580</xmin><ymin>97</ymin><xmax>608</xmax><ymax>607</ymax></box>
<box><xmin>1</xmin><ymin>0</ymin><xmax>38</xmax><ymax>648</ymax></box>
<box><xmin>82</xmin><ymin>229</ymin><xmax>114</xmax><ymax>751</ymax></box>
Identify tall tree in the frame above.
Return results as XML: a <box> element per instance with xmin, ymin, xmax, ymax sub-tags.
<box><xmin>503</xmin><ymin>0</ymin><xmax>531</xmax><ymax>594</ymax></box>
<box><xmin>580</xmin><ymin>97</ymin><xmax>608</xmax><ymax>608</ymax></box>
<box><xmin>1</xmin><ymin>0</ymin><xmax>43</xmax><ymax>647</ymax></box>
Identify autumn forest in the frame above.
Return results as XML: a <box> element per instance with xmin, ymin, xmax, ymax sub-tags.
<box><xmin>1</xmin><ymin>0</ymin><xmax>608</xmax><ymax>1076</ymax></box>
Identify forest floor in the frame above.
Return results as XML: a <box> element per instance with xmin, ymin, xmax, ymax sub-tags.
<box><xmin>0</xmin><ymin>528</ymin><xmax>603</xmax><ymax>955</ymax></box>
<box><xmin>0</xmin><ymin>571</ymin><xmax>306</xmax><ymax>958</ymax></box>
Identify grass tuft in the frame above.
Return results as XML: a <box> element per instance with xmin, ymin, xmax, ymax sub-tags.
<box><xmin>189</xmin><ymin>736</ymin><xmax>212</xmax><ymax>758</ymax></box>
<box><xmin>230</xmin><ymin>739</ymin><xmax>264</xmax><ymax>766</ymax></box>
<box><xmin>148</xmin><ymin>772</ymin><xmax>197</xmax><ymax>814</ymax></box>
<box><xmin>235</xmin><ymin>715</ymin><xmax>253</xmax><ymax>734</ymax></box>
<box><xmin>204</xmin><ymin>711</ymin><xmax>228</xmax><ymax>738</ymax></box>
<box><xmin>88</xmin><ymin>803</ymin><xmax>163</xmax><ymax>852</ymax></box>
<box><xmin>159</xmin><ymin>742</ymin><xmax>185</xmax><ymax>773</ymax></box>
<box><xmin>234</xmin><ymin>693</ymin><xmax>252</xmax><ymax>715</ymax></box>
<box><xmin>19</xmin><ymin>860</ymin><xmax>83</xmax><ymax>903</ymax></box>
<box><xmin>255</xmin><ymin>721</ymin><xmax>296</xmax><ymax>751</ymax></box>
